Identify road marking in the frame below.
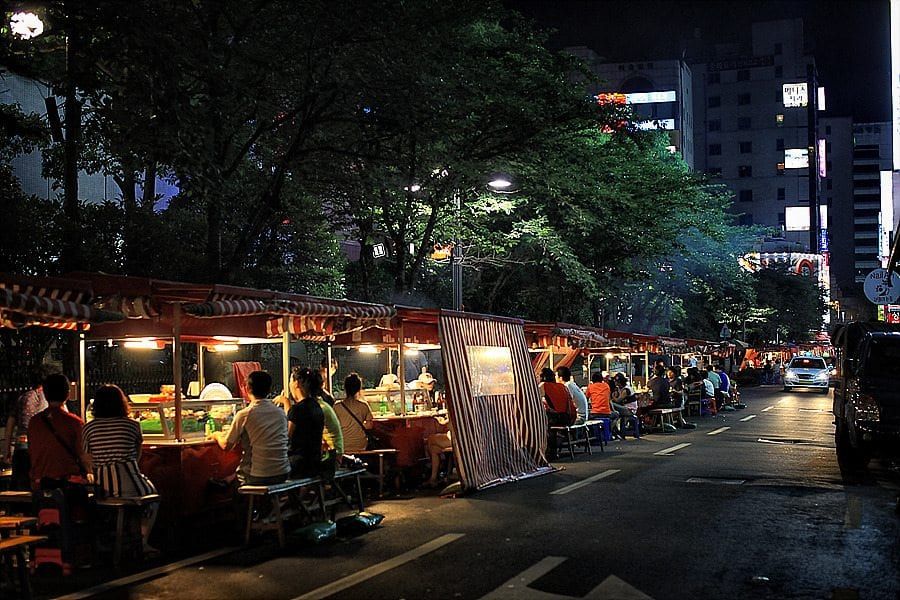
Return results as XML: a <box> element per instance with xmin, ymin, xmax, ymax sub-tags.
<box><xmin>551</xmin><ymin>469</ymin><xmax>620</xmax><ymax>495</ymax></box>
<box><xmin>654</xmin><ymin>443</ymin><xmax>691</xmax><ymax>456</ymax></box>
<box><xmin>707</xmin><ymin>426</ymin><xmax>731</xmax><ymax>436</ymax></box>
<box><xmin>53</xmin><ymin>547</ymin><xmax>238</xmax><ymax>600</ymax></box>
<box><xmin>481</xmin><ymin>556</ymin><xmax>654</xmax><ymax>599</ymax></box>
<box><xmin>740</xmin><ymin>414</ymin><xmax>757</xmax><ymax>422</ymax></box>
<box><xmin>762</xmin><ymin>406</ymin><xmax>775</xmax><ymax>412</ymax></box>
<box><xmin>293</xmin><ymin>533</ymin><xmax>465</xmax><ymax>600</ymax></box>
<box><xmin>777</xmin><ymin>399</ymin><xmax>789</xmax><ymax>404</ymax></box>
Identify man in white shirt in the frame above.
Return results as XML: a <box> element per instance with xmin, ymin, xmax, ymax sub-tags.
<box><xmin>556</xmin><ymin>366</ymin><xmax>588</xmax><ymax>424</ymax></box>
<box><xmin>211</xmin><ymin>370</ymin><xmax>290</xmax><ymax>485</ymax></box>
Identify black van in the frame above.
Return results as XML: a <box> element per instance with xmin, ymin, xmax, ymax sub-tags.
<box><xmin>831</xmin><ymin>322</ymin><xmax>900</xmax><ymax>471</ymax></box>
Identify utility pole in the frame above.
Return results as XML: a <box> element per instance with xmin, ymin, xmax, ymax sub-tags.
<box><xmin>807</xmin><ymin>62</ymin><xmax>820</xmax><ymax>254</ymax></box>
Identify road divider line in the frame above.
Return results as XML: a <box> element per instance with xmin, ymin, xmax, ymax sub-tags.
<box><xmin>777</xmin><ymin>399</ymin><xmax>789</xmax><ymax>404</ymax></box>
<box><xmin>740</xmin><ymin>414</ymin><xmax>757</xmax><ymax>422</ymax></box>
<box><xmin>707</xmin><ymin>426</ymin><xmax>731</xmax><ymax>436</ymax></box>
<box><xmin>551</xmin><ymin>469</ymin><xmax>620</xmax><ymax>495</ymax></box>
<box><xmin>53</xmin><ymin>547</ymin><xmax>239</xmax><ymax>600</ymax></box>
<box><xmin>293</xmin><ymin>533</ymin><xmax>465</xmax><ymax>600</ymax></box>
<box><xmin>654</xmin><ymin>443</ymin><xmax>691</xmax><ymax>456</ymax></box>
<box><xmin>762</xmin><ymin>406</ymin><xmax>775</xmax><ymax>412</ymax></box>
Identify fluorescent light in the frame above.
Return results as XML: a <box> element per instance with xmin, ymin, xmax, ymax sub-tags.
<box><xmin>124</xmin><ymin>339</ymin><xmax>161</xmax><ymax>350</ymax></box>
<box><xmin>488</xmin><ymin>178</ymin><xmax>513</xmax><ymax>190</ymax></box>
<box><xmin>358</xmin><ymin>345</ymin><xmax>380</xmax><ymax>354</ymax></box>
<box><xmin>10</xmin><ymin>12</ymin><xmax>44</xmax><ymax>40</ymax></box>
<box><xmin>208</xmin><ymin>343</ymin><xmax>239</xmax><ymax>353</ymax></box>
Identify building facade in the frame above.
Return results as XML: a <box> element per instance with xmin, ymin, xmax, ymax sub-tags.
<box><xmin>569</xmin><ymin>48</ymin><xmax>695</xmax><ymax>170</ymax></box>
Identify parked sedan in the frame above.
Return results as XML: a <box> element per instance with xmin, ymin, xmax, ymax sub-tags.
<box><xmin>783</xmin><ymin>356</ymin><xmax>830</xmax><ymax>393</ymax></box>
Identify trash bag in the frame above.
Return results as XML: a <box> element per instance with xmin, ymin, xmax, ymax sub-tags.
<box><xmin>336</xmin><ymin>512</ymin><xmax>385</xmax><ymax>536</ymax></box>
<box><xmin>291</xmin><ymin>521</ymin><xmax>337</xmax><ymax>545</ymax></box>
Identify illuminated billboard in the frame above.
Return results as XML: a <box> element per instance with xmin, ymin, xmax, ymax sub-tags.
<box><xmin>635</xmin><ymin>119</ymin><xmax>675</xmax><ymax>130</ymax></box>
<box><xmin>785</xmin><ymin>148</ymin><xmax>809</xmax><ymax>169</ymax></box>
<box><xmin>818</xmin><ymin>139</ymin><xmax>826</xmax><ymax>177</ymax></box>
<box><xmin>893</xmin><ymin>0</ymin><xmax>900</xmax><ymax>169</ymax></box>
<box><xmin>466</xmin><ymin>346</ymin><xmax>515</xmax><ymax>396</ymax></box>
<box><xmin>626</xmin><ymin>90</ymin><xmax>676</xmax><ymax>104</ymax></box>
<box><xmin>880</xmin><ymin>171</ymin><xmax>894</xmax><ymax>261</ymax></box>
<box><xmin>785</xmin><ymin>205</ymin><xmax>828</xmax><ymax>231</ymax></box>
<box><xmin>817</xmin><ymin>87</ymin><xmax>826</xmax><ymax>111</ymax></box>
<box><xmin>783</xmin><ymin>83</ymin><xmax>808</xmax><ymax>108</ymax></box>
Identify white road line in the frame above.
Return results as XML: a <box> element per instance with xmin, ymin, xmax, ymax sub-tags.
<box><xmin>762</xmin><ymin>406</ymin><xmax>775</xmax><ymax>412</ymax></box>
<box><xmin>777</xmin><ymin>399</ymin><xmax>789</xmax><ymax>404</ymax></box>
<box><xmin>740</xmin><ymin>414</ymin><xmax>757</xmax><ymax>422</ymax></box>
<box><xmin>293</xmin><ymin>533</ymin><xmax>465</xmax><ymax>600</ymax></box>
<box><xmin>654</xmin><ymin>443</ymin><xmax>691</xmax><ymax>456</ymax></box>
<box><xmin>53</xmin><ymin>547</ymin><xmax>238</xmax><ymax>600</ymax></box>
<box><xmin>707</xmin><ymin>426</ymin><xmax>731</xmax><ymax>436</ymax></box>
<box><xmin>551</xmin><ymin>469</ymin><xmax>620</xmax><ymax>495</ymax></box>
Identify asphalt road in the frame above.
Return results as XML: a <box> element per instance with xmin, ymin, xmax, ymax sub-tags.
<box><xmin>37</xmin><ymin>386</ymin><xmax>900</xmax><ymax>600</ymax></box>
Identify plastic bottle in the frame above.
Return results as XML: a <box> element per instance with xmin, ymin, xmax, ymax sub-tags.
<box><xmin>205</xmin><ymin>416</ymin><xmax>216</xmax><ymax>436</ymax></box>
<box><xmin>379</xmin><ymin>397</ymin><xmax>388</xmax><ymax>415</ymax></box>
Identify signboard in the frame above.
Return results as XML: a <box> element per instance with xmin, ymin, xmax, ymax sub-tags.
<box><xmin>785</xmin><ymin>148</ymin><xmax>809</xmax><ymax>168</ymax></box>
<box><xmin>466</xmin><ymin>346</ymin><xmax>515</xmax><ymax>396</ymax></box>
<box><xmin>783</xmin><ymin>83</ymin><xmax>809</xmax><ymax>108</ymax></box>
<box><xmin>892</xmin><ymin>0</ymin><xmax>900</xmax><ymax>169</ymax></box>
<box><xmin>818</xmin><ymin>139</ymin><xmax>826</xmax><ymax>177</ymax></box>
<box><xmin>785</xmin><ymin>205</ymin><xmax>827</xmax><ymax>231</ymax></box>
<box><xmin>636</xmin><ymin>119</ymin><xmax>675</xmax><ymax>131</ymax></box>
<box><xmin>863</xmin><ymin>268</ymin><xmax>900</xmax><ymax>305</ymax></box>
<box><xmin>818</xmin><ymin>86</ymin><xmax>826</xmax><ymax>111</ymax></box>
<box><xmin>818</xmin><ymin>229</ymin><xmax>830</xmax><ymax>253</ymax></box>
<box><xmin>626</xmin><ymin>91</ymin><xmax>676</xmax><ymax>104</ymax></box>
<box><xmin>887</xmin><ymin>305</ymin><xmax>900</xmax><ymax>324</ymax></box>
<box><xmin>596</xmin><ymin>93</ymin><xmax>627</xmax><ymax>105</ymax></box>
<box><xmin>708</xmin><ymin>55</ymin><xmax>774</xmax><ymax>72</ymax></box>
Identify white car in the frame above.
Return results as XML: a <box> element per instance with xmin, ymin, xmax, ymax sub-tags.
<box><xmin>783</xmin><ymin>356</ymin><xmax>830</xmax><ymax>394</ymax></box>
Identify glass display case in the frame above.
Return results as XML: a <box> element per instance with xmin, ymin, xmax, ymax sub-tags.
<box><xmin>121</xmin><ymin>398</ymin><xmax>245</xmax><ymax>440</ymax></box>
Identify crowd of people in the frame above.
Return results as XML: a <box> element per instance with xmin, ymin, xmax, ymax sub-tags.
<box><xmin>539</xmin><ymin>360</ymin><xmax>740</xmax><ymax>458</ymax></box>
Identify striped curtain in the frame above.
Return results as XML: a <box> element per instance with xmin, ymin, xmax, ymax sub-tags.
<box><xmin>439</xmin><ymin>313</ymin><xmax>551</xmax><ymax>491</ymax></box>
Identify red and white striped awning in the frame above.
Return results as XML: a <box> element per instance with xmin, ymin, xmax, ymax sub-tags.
<box><xmin>552</xmin><ymin>327</ymin><xmax>609</xmax><ymax>348</ymax></box>
<box><xmin>0</xmin><ymin>287</ymin><xmax>122</xmax><ymax>323</ymax></box>
<box><xmin>184</xmin><ymin>299</ymin><xmax>269</xmax><ymax>318</ymax></box>
<box><xmin>266</xmin><ymin>316</ymin><xmax>333</xmax><ymax>339</ymax></box>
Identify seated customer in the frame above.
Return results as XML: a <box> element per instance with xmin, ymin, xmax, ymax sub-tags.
<box><xmin>538</xmin><ymin>368</ymin><xmax>576</xmax><ymax>460</ymax></box>
<box><xmin>648</xmin><ymin>365</ymin><xmax>673</xmax><ymax>408</ymax></box>
<box><xmin>286</xmin><ymin>367</ymin><xmax>325</xmax><ymax>478</ymax></box>
<box><xmin>83</xmin><ymin>385</ymin><xmax>159</xmax><ymax>554</ymax></box>
<box><xmin>334</xmin><ymin>373</ymin><xmax>374</xmax><ymax>455</ymax></box>
<box><xmin>556</xmin><ymin>366</ymin><xmax>588</xmax><ymax>424</ymax></box>
<box><xmin>424</xmin><ymin>417</ymin><xmax>452</xmax><ymax>489</ymax></box>
<box><xmin>586</xmin><ymin>370</ymin><xmax>620</xmax><ymax>435</ymax></box>
<box><xmin>28</xmin><ymin>373</ymin><xmax>91</xmax><ymax>491</ymax></box>
<box><xmin>291</xmin><ymin>367</ymin><xmax>344</xmax><ymax>477</ymax></box>
<box><xmin>211</xmin><ymin>370</ymin><xmax>290</xmax><ymax>486</ymax></box>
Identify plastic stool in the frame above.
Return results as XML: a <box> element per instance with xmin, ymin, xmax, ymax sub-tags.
<box><xmin>594</xmin><ymin>418</ymin><xmax>612</xmax><ymax>443</ymax></box>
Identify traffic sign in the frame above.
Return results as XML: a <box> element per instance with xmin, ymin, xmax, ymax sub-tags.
<box><xmin>863</xmin><ymin>268</ymin><xmax>900</xmax><ymax>305</ymax></box>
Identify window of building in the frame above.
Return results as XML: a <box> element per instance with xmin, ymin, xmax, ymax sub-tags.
<box><xmin>708</xmin><ymin>72</ymin><xmax>720</xmax><ymax>84</ymax></box>
<box><xmin>826</xmin><ymin>125</ymin><xmax>832</xmax><ymax>134</ymax></box>
<box><xmin>737</xmin><ymin>69</ymin><xmax>750</xmax><ymax>82</ymax></box>
<box><xmin>774</xmin><ymin>65</ymin><xmax>783</xmax><ymax>78</ymax></box>
<box><xmin>738</xmin><ymin>93</ymin><xmax>751</xmax><ymax>105</ymax></box>
<box><xmin>739</xmin><ymin>190</ymin><xmax>753</xmax><ymax>202</ymax></box>
<box><xmin>826</xmin><ymin>141</ymin><xmax>832</xmax><ymax>152</ymax></box>
<box><xmin>737</xmin><ymin>117</ymin><xmax>751</xmax><ymax>130</ymax></box>
<box><xmin>709</xmin><ymin>143</ymin><xmax>722</xmax><ymax>155</ymax></box>
<box><xmin>619</xmin><ymin>65</ymin><xmax>625</xmax><ymax>71</ymax></box>
<box><xmin>738</xmin><ymin>165</ymin><xmax>752</xmax><ymax>178</ymax></box>
<box><xmin>827</xmin><ymin>160</ymin><xmax>832</xmax><ymax>171</ymax></box>
<box><xmin>776</xmin><ymin>113</ymin><xmax>785</xmax><ymax>126</ymax></box>
<box><xmin>740</xmin><ymin>141</ymin><xmax>752</xmax><ymax>153</ymax></box>
<box><xmin>776</xmin><ymin>138</ymin><xmax>785</xmax><ymax>151</ymax></box>
<box><xmin>777</xmin><ymin>187</ymin><xmax>785</xmax><ymax>200</ymax></box>
<box><xmin>708</xmin><ymin>119</ymin><xmax>721</xmax><ymax>132</ymax></box>
<box><xmin>738</xmin><ymin>214</ymin><xmax>754</xmax><ymax>226</ymax></box>
<box><xmin>827</xmin><ymin>179</ymin><xmax>833</xmax><ymax>190</ymax></box>
<box><xmin>707</xmin><ymin>167</ymin><xmax>722</xmax><ymax>176</ymax></box>
<box><xmin>774</xmin><ymin>42</ymin><xmax>783</xmax><ymax>55</ymax></box>
<box><xmin>708</xmin><ymin>96</ymin><xmax>721</xmax><ymax>108</ymax></box>
<box><xmin>776</xmin><ymin>162</ymin><xmax>785</xmax><ymax>175</ymax></box>
<box><xmin>777</xmin><ymin>212</ymin><xmax>785</xmax><ymax>227</ymax></box>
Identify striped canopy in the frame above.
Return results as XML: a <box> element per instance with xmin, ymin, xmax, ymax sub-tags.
<box><xmin>439</xmin><ymin>312</ymin><xmax>552</xmax><ymax>491</ymax></box>
<box><xmin>0</xmin><ymin>287</ymin><xmax>123</xmax><ymax>325</ymax></box>
<box><xmin>184</xmin><ymin>299</ymin><xmax>269</xmax><ymax>318</ymax></box>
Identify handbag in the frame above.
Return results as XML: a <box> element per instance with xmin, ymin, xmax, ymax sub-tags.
<box><xmin>337</xmin><ymin>402</ymin><xmax>385</xmax><ymax>450</ymax></box>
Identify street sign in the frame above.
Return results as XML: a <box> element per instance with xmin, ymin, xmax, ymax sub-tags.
<box><xmin>863</xmin><ymin>268</ymin><xmax>900</xmax><ymax>305</ymax></box>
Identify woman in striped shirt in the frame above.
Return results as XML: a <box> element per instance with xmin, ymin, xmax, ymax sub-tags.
<box><xmin>83</xmin><ymin>385</ymin><xmax>159</xmax><ymax>554</ymax></box>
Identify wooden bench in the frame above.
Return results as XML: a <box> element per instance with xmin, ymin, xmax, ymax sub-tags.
<box><xmin>549</xmin><ymin>422</ymin><xmax>593</xmax><ymax>460</ymax></box>
<box><xmin>0</xmin><ymin>535</ymin><xmax>46</xmax><ymax>600</ymax></box>
<box><xmin>323</xmin><ymin>468</ymin><xmax>367</xmax><ymax>519</ymax></box>
<box><xmin>0</xmin><ymin>516</ymin><xmax>37</xmax><ymax>533</ymax></box>
<box><xmin>351</xmin><ymin>449</ymin><xmax>399</xmax><ymax>498</ymax></box>
<box><xmin>95</xmin><ymin>494</ymin><xmax>160</xmax><ymax>568</ymax></box>
<box><xmin>0</xmin><ymin>490</ymin><xmax>34</xmax><ymax>515</ymax></box>
<box><xmin>237</xmin><ymin>477</ymin><xmax>325</xmax><ymax>548</ymax></box>
<box><xmin>648</xmin><ymin>407</ymin><xmax>683</xmax><ymax>433</ymax></box>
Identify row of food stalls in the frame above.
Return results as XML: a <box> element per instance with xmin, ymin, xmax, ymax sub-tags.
<box><xmin>0</xmin><ymin>272</ymin><xmax>738</xmax><ymax>529</ymax></box>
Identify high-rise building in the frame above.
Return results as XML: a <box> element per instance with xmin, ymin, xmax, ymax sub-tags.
<box><xmin>569</xmin><ymin>47</ymin><xmax>694</xmax><ymax>170</ymax></box>
<box><xmin>691</xmin><ymin>19</ymin><xmax>822</xmax><ymax>252</ymax></box>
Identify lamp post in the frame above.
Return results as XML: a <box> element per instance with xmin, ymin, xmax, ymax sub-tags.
<box><xmin>451</xmin><ymin>175</ymin><xmax>516</xmax><ymax>312</ymax></box>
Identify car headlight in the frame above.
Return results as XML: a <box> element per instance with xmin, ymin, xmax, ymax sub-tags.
<box><xmin>785</xmin><ymin>369</ymin><xmax>796</xmax><ymax>378</ymax></box>
<box><xmin>815</xmin><ymin>372</ymin><xmax>829</xmax><ymax>381</ymax></box>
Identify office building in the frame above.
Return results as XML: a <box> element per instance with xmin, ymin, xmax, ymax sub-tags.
<box><xmin>569</xmin><ymin>47</ymin><xmax>695</xmax><ymax>170</ymax></box>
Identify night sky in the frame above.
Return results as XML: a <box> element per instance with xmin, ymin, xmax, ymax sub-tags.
<box><xmin>507</xmin><ymin>0</ymin><xmax>892</xmax><ymax>123</ymax></box>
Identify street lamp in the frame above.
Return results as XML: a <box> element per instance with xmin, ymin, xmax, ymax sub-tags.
<box><xmin>9</xmin><ymin>12</ymin><xmax>44</xmax><ymax>40</ymax></box>
<box><xmin>452</xmin><ymin>174</ymin><xmax>516</xmax><ymax>311</ymax></box>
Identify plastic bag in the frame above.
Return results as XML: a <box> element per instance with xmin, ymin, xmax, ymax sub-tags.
<box><xmin>336</xmin><ymin>512</ymin><xmax>385</xmax><ymax>536</ymax></box>
<box><xmin>291</xmin><ymin>521</ymin><xmax>337</xmax><ymax>545</ymax></box>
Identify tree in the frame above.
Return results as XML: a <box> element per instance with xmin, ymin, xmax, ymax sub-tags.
<box><xmin>750</xmin><ymin>268</ymin><xmax>826</xmax><ymax>343</ymax></box>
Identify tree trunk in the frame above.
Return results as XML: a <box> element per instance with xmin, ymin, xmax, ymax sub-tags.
<box><xmin>61</xmin><ymin>13</ymin><xmax>83</xmax><ymax>273</ymax></box>
<box><xmin>141</xmin><ymin>162</ymin><xmax>157</xmax><ymax>209</ymax></box>
<box><xmin>206</xmin><ymin>198</ymin><xmax>222</xmax><ymax>282</ymax></box>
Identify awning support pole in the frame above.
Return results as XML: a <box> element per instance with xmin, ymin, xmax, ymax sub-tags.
<box><xmin>173</xmin><ymin>303</ymin><xmax>183</xmax><ymax>441</ymax></box>
<box><xmin>326</xmin><ymin>342</ymin><xmax>334</xmax><ymax>395</ymax></box>
<box><xmin>282</xmin><ymin>317</ymin><xmax>290</xmax><ymax>398</ymax></box>
<box><xmin>398</xmin><ymin>323</ymin><xmax>406</xmax><ymax>416</ymax></box>
<box><xmin>198</xmin><ymin>344</ymin><xmax>205</xmax><ymax>390</ymax></box>
<box><xmin>78</xmin><ymin>327</ymin><xmax>86</xmax><ymax>419</ymax></box>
